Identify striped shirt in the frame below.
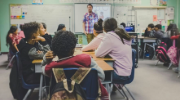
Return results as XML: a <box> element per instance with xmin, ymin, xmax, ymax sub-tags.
<box><xmin>83</xmin><ymin>12</ymin><xmax>98</xmax><ymax>34</ymax></box>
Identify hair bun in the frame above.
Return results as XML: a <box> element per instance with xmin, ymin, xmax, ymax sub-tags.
<box><xmin>98</xmin><ymin>18</ymin><xmax>103</xmax><ymax>27</ymax></box>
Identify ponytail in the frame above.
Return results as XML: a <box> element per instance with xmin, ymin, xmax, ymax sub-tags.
<box><xmin>114</xmin><ymin>28</ymin><xmax>131</xmax><ymax>44</ymax></box>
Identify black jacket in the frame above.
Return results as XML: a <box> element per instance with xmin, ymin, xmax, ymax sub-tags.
<box><xmin>17</xmin><ymin>38</ymin><xmax>50</xmax><ymax>78</ymax></box>
<box><xmin>40</xmin><ymin>34</ymin><xmax>52</xmax><ymax>49</ymax></box>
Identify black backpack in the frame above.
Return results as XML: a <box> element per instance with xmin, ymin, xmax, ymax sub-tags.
<box><xmin>156</xmin><ymin>42</ymin><xmax>170</xmax><ymax>62</ymax></box>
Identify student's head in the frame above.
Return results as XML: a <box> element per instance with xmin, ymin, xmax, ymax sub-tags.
<box><xmin>148</xmin><ymin>24</ymin><xmax>154</xmax><ymax>30</ymax></box>
<box><xmin>57</xmin><ymin>24</ymin><xmax>66</xmax><ymax>31</ymax></box>
<box><xmin>52</xmin><ymin>31</ymin><xmax>77</xmax><ymax>58</ymax></box>
<box><xmin>87</xmin><ymin>4</ymin><xmax>93</xmax><ymax>13</ymax></box>
<box><xmin>154</xmin><ymin>24</ymin><xmax>162</xmax><ymax>31</ymax></box>
<box><xmin>20</xmin><ymin>24</ymin><xmax>24</xmax><ymax>31</ymax></box>
<box><xmin>42</xmin><ymin>23</ymin><xmax>47</xmax><ymax>32</ymax></box>
<box><xmin>104</xmin><ymin>18</ymin><xmax>131</xmax><ymax>44</ymax></box>
<box><xmin>6</xmin><ymin>26</ymin><xmax>18</xmax><ymax>46</ymax></box>
<box><xmin>23</xmin><ymin>22</ymin><xmax>40</xmax><ymax>40</ymax></box>
<box><xmin>120</xmin><ymin>23</ymin><xmax>126</xmax><ymax>28</ymax></box>
<box><xmin>93</xmin><ymin>18</ymin><xmax>103</xmax><ymax>36</ymax></box>
<box><xmin>167</xmin><ymin>24</ymin><xmax>179</xmax><ymax>36</ymax></box>
<box><xmin>167</xmin><ymin>24</ymin><xmax>177</xmax><ymax>31</ymax></box>
<box><xmin>39</xmin><ymin>23</ymin><xmax>46</xmax><ymax>36</ymax></box>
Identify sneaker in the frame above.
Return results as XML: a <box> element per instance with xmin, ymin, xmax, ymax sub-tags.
<box><xmin>172</xmin><ymin>68</ymin><xmax>179</xmax><ymax>73</ymax></box>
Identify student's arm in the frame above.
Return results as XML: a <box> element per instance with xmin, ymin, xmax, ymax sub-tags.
<box><xmin>13</xmin><ymin>44</ymin><xmax>19</xmax><ymax>52</ymax></box>
<box><xmin>81</xmin><ymin>37</ymin><xmax>100</xmax><ymax>52</ymax></box>
<box><xmin>90</xmin><ymin>57</ymin><xmax>105</xmax><ymax>81</ymax></box>
<box><xmin>83</xmin><ymin>15</ymin><xmax>87</xmax><ymax>35</ymax></box>
<box><xmin>95</xmin><ymin>35</ymin><xmax>112</xmax><ymax>57</ymax></box>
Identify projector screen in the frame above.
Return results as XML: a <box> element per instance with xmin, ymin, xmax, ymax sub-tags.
<box><xmin>75</xmin><ymin>4</ymin><xmax>111</xmax><ymax>33</ymax></box>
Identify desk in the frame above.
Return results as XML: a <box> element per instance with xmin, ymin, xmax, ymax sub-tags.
<box><xmin>32</xmin><ymin>49</ymin><xmax>114</xmax><ymax>100</ymax></box>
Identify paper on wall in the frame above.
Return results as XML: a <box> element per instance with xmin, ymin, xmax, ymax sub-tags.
<box><xmin>157</xmin><ymin>9</ymin><xmax>165</xmax><ymax>19</ymax></box>
<box><xmin>11</xmin><ymin>6</ymin><xmax>22</xmax><ymax>16</ymax></box>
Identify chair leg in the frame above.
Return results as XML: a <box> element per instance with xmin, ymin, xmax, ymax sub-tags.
<box><xmin>168</xmin><ymin>62</ymin><xmax>172</xmax><ymax>70</ymax></box>
<box><xmin>6</xmin><ymin>55</ymin><xmax>15</xmax><ymax>70</ymax></box>
<box><xmin>124</xmin><ymin>86</ymin><xmax>135</xmax><ymax>100</ymax></box>
<box><xmin>155</xmin><ymin>60</ymin><xmax>159</xmax><ymax>66</ymax></box>
<box><xmin>113</xmin><ymin>84</ymin><xmax>126</xmax><ymax>98</ymax></box>
<box><xmin>23</xmin><ymin>89</ymin><xmax>33</xmax><ymax>100</ymax></box>
<box><xmin>119</xmin><ymin>85</ymin><xmax>129</xmax><ymax>100</ymax></box>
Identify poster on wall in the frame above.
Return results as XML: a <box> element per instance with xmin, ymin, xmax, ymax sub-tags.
<box><xmin>159</xmin><ymin>0</ymin><xmax>167</xmax><ymax>6</ymax></box>
<box><xmin>32</xmin><ymin>0</ymin><xmax>43</xmax><ymax>5</ymax></box>
<box><xmin>150</xmin><ymin>0</ymin><xmax>158</xmax><ymax>6</ymax></box>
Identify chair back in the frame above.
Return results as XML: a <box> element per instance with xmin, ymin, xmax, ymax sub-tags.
<box><xmin>15</xmin><ymin>52</ymin><xmax>39</xmax><ymax>89</ymax></box>
<box><xmin>50</xmin><ymin>68</ymin><xmax>99</xmax><ymax>100</ymax></box>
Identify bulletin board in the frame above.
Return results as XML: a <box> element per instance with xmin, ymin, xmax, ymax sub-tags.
<box><xmin>10</xmin><ymin>4</ymin><xmax>74</xmax><ymax>34</ymax></box>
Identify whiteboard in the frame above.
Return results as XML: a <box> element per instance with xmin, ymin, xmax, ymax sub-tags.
<box><xmin>75</xmin><ymin>4</ymin><xmax>111</xmax><ymax>33</ymax></box>
<box><xmin>136</xmin><ymin>9</ymin><xmax>158</xmax><ymax>33</ymax></box>
<box><xmin>10</xmin><ymin>5</ymin><xmax>73</xmax><ymax>34</ymax></box>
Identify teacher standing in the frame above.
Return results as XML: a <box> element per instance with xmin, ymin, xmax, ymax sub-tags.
<box><xmin>83</xmin><ymin>4</ymin><xmax>98</xmax><ymax>43</ymax></box>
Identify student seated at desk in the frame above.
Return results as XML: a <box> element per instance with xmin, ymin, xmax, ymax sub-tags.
<box><xmin>17</xmin><ymin>22</ymin><xmax>50</xmax><ymax>84</ymax></box>
<box><xmin>57</xmin><ymin>24</ymin><xmax>66</xmax><ymax>31</ymax></box>
<box><xmin>39</xmin><ymin>23</ymin><xmax>52</xmax><ymax>49</ymax></box>
<box><xmin>82</xmin><ymin>19</ymin><xmax>105</xmax><ymax>52</ymax></box>
<box><xmin>95</xmin><ymin>18</ymin><xmax>132</xmax><ymax>83</ymax></box>
<box><xmin>144</xmin><ymin>23</ymin><xmax>155</xmax><ymax>37</ymax></box>
<box><xmin>153</xmin><ymin>24</ymin><xmax>164</xmax><ymax>39</ymax></box>
<box><xmin>41</xmin><ymin>30</ymin><xmax>109</xmax><ymax>99</ymax></box>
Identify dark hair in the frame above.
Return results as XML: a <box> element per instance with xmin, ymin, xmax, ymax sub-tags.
<box><xmin>94</xmin><ymin>19</ymin><xmax>103</xmax><ymax>33</ymax></box>
<box><xmin>6</xmin><ymin>26</ymin><xmax>18</xmax><ymax>46</ymax></box>
<box><xmin>148</xmin><ymin>24</ymin><xmax>154</xmax><ymax>28</ymax></box>
<box><xmin>104</xmin><ymin>18</ymin><xmax>131</xmax><ymax>44</ymax></box>
<box><xmin>23</xmin><ymin>22</ymin><xmax>40</xmax><ymax>40</ymax></box>
<box><xmin>42</xmin><ymin>23</ymin><xmax>47</xmax><ymax>29</ymax></box>
<box><xmin>20</xmin><ymin>24</ymin><xmax>24</xmax><ymax>31</ymax></box>
<box><xmin>167</xmin><ymin>24</ymin><xmax>177</xmax><ymax>31</ymax></box>
<box><xmin>52</xmin><ymin>31</ymin><xmax>77</xmax><ymax>58</ymax></box>
<box><xmin>87</xmin><ymin>4</ymin><xmax>93</xmax><ymax>8</ymax></box>
<box><xmin>120</xmin><ymin>23</ymin><xmax>126</xmax><ymax>28</ymax></box>
<box><xmin>155</xmin><ymin>24</ymin><xmax>162</xmax><ymax>29</ymax></box>
<box><xmin>57</xmin><ymin>24</ymin><xmax>65</xmax><ymax>31</ymax></box>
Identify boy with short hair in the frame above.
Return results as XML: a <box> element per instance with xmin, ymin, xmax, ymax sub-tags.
<box><xmin>153</xmin><ymin>24</ymin><xmax>164</xmax><ymax>39</ymax></box>
<box><xmin>144</xmin><ymin>23</ymin><xmax>155</xmax><ymax>37</ymax></box>
<box><xmin>41</xmin><ymin>30</ymin><xmax>108</xmax><ymax>99</ymax></box>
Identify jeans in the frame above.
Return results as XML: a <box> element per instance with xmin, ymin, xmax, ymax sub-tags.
<box><xmin>113</xmin><ymin>71</ymin><xmax>130</xmax><ymax>83</ymax></box>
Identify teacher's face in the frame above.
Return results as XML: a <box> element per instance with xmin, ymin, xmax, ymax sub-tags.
<box><xmin>87</xmin><ymin>5</ymin><xmax>93</xmax><ymax>13</ymax></box>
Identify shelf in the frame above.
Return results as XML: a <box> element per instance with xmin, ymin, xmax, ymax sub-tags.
<box><xmin>133</xmin><ymin>6</ymin><xmax>167</xmax><ymax>9</ymax></box>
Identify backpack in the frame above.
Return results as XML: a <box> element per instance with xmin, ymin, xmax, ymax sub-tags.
<box><xmin>50</xmin><ymin>68</ymin><xmax>96</xmax><ymax>100</ymax></box>
<box><xmin>156</xmin><ymin>42</ymin><xmax>170</xmax><ymax>62</ymax></box>
<box><xmin>167</xmin><ymin>40</ymin><xmax>179</xmax><ymax>66</ymax></box>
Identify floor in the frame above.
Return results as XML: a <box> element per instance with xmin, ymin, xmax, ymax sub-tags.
<box><xmin>0</xmin><ymin>54</ymin><xmax>180</xmax><ymax>100</ymax></box>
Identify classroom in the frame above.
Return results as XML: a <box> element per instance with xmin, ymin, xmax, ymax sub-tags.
<box><xmin>0</xmin><ymin>0</ymin><xmax>180</xmax><ymax>100</ymax></box>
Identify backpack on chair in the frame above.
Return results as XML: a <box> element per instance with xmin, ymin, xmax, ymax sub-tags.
<box><xmin>156</xmin><ymin>42</ymin><xmax>170</xmax><ymax>63</ymax></box>
<box><xmin>50</xmin><ymin>68</ymin><xmax>99</xmax><ymax>100</ymax></box>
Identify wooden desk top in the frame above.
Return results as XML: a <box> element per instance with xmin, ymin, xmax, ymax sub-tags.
<box><xmin>138</xmin><ymin>36</ymin><xmax>157</xmax><ymax>39</ymax></box>
<box><xmin>96</xmin><ymin>60</ymin><xmax>114</xmax><ymax>71</ymax></box>
<box><xmin>32</xmin><ymin>48</ymin><xmax>115</xmax><ymax>64</ymax></box>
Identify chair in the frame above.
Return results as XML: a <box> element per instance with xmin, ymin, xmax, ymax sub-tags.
<box><xmin>15</xmin><ymin>52</ymin><xmax>39</xmax><ymax>100</ymax></box>
<box><xmin>113</xmin><ymin>49</ymin><xmax>136</xmax><ymax>100</ymax></box>
<box><xmin>6</xmin><ymin>49</ymin><xmax>16</xmax><ymax>70</ymax></box>
<box><xmin>50</xmin><ymin>68</ymin><xmax>99</xmax><ymax>100</ymax></box>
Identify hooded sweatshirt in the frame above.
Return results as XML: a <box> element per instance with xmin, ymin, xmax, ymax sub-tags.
<box><xmin>17</xmin><ymin>38</ymin><xmax>50</xmax><ymax>78</ymax></box>
<box><xmin>95</xmin><ymin>31</ymin><xmax>132</xmax><ymax>76</ymax></box>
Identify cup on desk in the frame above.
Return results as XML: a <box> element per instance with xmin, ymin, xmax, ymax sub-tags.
<box><xmin>138</xmin><ymin>33</ymin><xmax>142</xmax><ymax>38</ymax></box>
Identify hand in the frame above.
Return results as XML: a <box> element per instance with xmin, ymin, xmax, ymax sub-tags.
<box><xmin>32</xmin><ymin>36</ymin><xmax>45</xmax><ymax>42</ymax></box>
<box><xmin>84</xmin><ymin>31</ymin><xmax>87</xmax><ymax>36</ymax></box>
<box><xmin>45</xmin><ymin>51</ymin><xmax>55</xmax><ymax>61</ymax></box>
<box><xmin>37</xmin><ymin>50</ymin><xmax>43</xmax><ymax>54</ymax></box>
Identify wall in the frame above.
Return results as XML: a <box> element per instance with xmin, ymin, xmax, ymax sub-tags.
<box><xmin>0</xmin><ymin>0</ymin><xmax>178</xmax><ymax>52</ymax></box>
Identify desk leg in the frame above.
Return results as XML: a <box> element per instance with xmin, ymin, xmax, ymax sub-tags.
<box><xmin>39</xmin><ymin>74</ymin><xmax>43</xmax><ymax>100</ymax></box>
<box><xmin>143</xmin><ymin>43</ymin><xmax>146</xmax><ymax>59</ymax></box>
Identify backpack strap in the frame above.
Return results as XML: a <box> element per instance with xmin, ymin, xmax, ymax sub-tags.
<box><xmin>71</xmin><ymin>68</ymin><xmax>91</xmax><ymax>84</ymax></box>
<box><xmin>173</xmin><ymin>40</ymin><xmax>175</xmax><ymax>47</ymax></box>
<box><xmin>52</xmin><ymin>68</ymin><xmax>66</xmax><ymax>83</ymax></box>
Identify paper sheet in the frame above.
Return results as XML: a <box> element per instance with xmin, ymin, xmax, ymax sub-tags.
<box><xmin>157</xmin><ymin>9</ymin><xmax>165</xmax><ymax>19</ymax></box>
<box><xmin>11</xmin><ymin>6</ymin><xmax>22</xmax><ymax>16</ymax></box>
<box><xmin>153</xmin><ymin>15</ymin><xmax>157</xmax><ymax>21</ymax></box>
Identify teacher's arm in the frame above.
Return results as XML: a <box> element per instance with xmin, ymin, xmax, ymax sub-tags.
<box><xmin>83</xmin><ymin>15</ymin><xmax>87</xmax><ymax>36</ymax></box>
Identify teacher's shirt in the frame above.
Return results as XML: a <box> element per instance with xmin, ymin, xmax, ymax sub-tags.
<box><xmin>83</xmin><ymin>12</ymin><xmax>98</xmax><ymax>34</ymax></box>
